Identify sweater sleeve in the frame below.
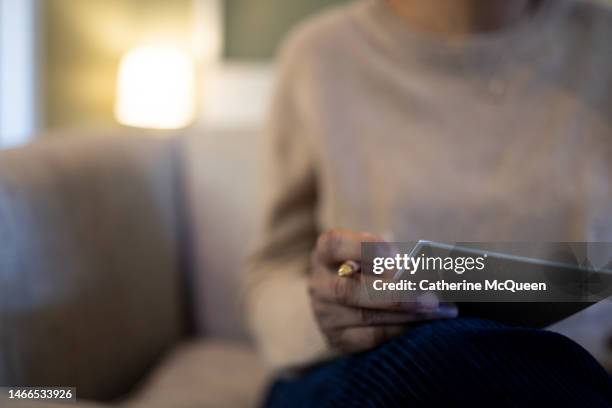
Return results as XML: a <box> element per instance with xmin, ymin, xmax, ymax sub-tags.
<box><xmin>243</xmin><ymin>36</ymin><xmax>334</xmax><ymax>370</ymax></box>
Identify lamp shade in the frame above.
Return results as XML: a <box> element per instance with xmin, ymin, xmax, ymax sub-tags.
<box><xmin>115</xmin><ymin>46</ymin><xmax>195</xmax><ymax>129</ymax></box>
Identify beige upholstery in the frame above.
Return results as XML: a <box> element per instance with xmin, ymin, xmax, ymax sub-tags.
<box><xmin>125</xmin><ymin>340</ymin><xmax>268</xmax><ymax>408</ymax></box>
<box><xmin>0</xmin><ymin>131</ymin><xmax>270</xmax><ymax>407</ymax></box>
<box><xmin>0</xmin><ymin>134</ymin><xmax>188</xmax><ymax>400</ymax></box>
<box><xmin>183</xmin><ymin>128</ymin><xmax>263</xmax><ymax>340</ymax></box>
<box><xmin>4</xmin><ymin>340</ymin><xmax>268</xmax><ymax>408</ymax></box>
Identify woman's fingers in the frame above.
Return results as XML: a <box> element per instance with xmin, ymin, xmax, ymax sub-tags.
<box><xmin>310</xmin><ymin>267</ymin><xmax>439</xmax><ymax>312</ymax></box>
<box><xmin>309</xmin><ymin>229</ymin><xmax>460</xmax><ymax>354</ymax></box>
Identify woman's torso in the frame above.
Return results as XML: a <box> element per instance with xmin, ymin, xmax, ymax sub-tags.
<box><xmin>298</xmin><ymin>0</ymin><xmax>612</xmax><ymax>243</ymax></box>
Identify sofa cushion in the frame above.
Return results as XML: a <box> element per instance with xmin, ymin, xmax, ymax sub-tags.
<box><xmin>125</xmin><ymin>340</ymin><xmax>270</xmax><ymax>408</ymax></box>
<box><xmin>0</xmin><ymin>134</ymin><xmax>188</xmax><ymax>400</ymax></box>
<box><xmin>184</xmin><ymin>128</ymin><xmax>263</xmax><ymax>340</ymax></box>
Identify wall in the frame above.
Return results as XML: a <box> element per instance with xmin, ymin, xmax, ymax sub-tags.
<box><xmin>224</xmin><ymin>0</ymin><xmax>348</xmax><ymax>59</ymax></box>
<box><xmin>42</xmin><ymin>0</ymin><xmax>193</xmax><ymax>131</ymax></box>
<box><xmin>41</xmin><ymin>0</ymin><xmax>347</xmax><ymax>131</ymax></box>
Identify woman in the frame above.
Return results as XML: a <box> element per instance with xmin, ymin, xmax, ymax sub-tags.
<box><xmin>246</xmin><ymin>0</ymin><xmax>612</xmax><ymax>405</ymax></box>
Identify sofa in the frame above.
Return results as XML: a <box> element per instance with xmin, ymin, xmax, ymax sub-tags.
<box><xmin>1</xmin><ymin>130</ymin><xmax>611</xmax><ymax>407</ymax></box>
<box><xmin>0</xmin><ymin>130</ymin><xmax>270</xmax><ymax>407</ymax></box>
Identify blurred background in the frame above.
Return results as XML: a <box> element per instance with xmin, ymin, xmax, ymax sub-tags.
<box><xmin>0</xmin><ymin>0</ymin><xmax>353</xmax><ymax>148</ymax></box>
<box><xmin>4</xmin><ymin>0</ymin><xmax>612</xmax><ymax>147</ymax></box>
<box><xmin>1</xmin><ymin>1</ymin><xmax>612</xmax><ymax>406</ymax></box>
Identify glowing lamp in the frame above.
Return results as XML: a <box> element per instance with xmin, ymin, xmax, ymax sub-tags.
<box><xmin>115</xmin><ymin>46</ymin><xmax>195</xmax><ymax>129</ymax></box>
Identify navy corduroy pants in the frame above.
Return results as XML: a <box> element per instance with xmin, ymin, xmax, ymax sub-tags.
<box><xmin>263</xmin><ymin>318</ymin><xmax>612</xmax><ymax>407</ymax></box>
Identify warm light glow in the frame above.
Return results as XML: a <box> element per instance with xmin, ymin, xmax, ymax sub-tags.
<box><xmin>115</xmin><ymin>46</ymin><xmax>195</xmax><ymax>129</ymax></box>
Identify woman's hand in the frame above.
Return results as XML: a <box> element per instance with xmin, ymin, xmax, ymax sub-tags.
<box><xmin>309</xmin><ymin>229</ymin><xmax>458</xmax><ymax>353</ymax></box>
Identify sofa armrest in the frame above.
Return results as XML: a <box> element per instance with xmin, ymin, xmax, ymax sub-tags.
<box><xmin>0</xmin><ymin>133</ymin><xmax>188</xmax><ymax>401</ymax></box>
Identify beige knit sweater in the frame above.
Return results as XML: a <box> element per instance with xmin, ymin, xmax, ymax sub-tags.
<box><xmin>245</xmin><ymin>0</ymin><xmax>612</xmax><ymax>369</ymax></box>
